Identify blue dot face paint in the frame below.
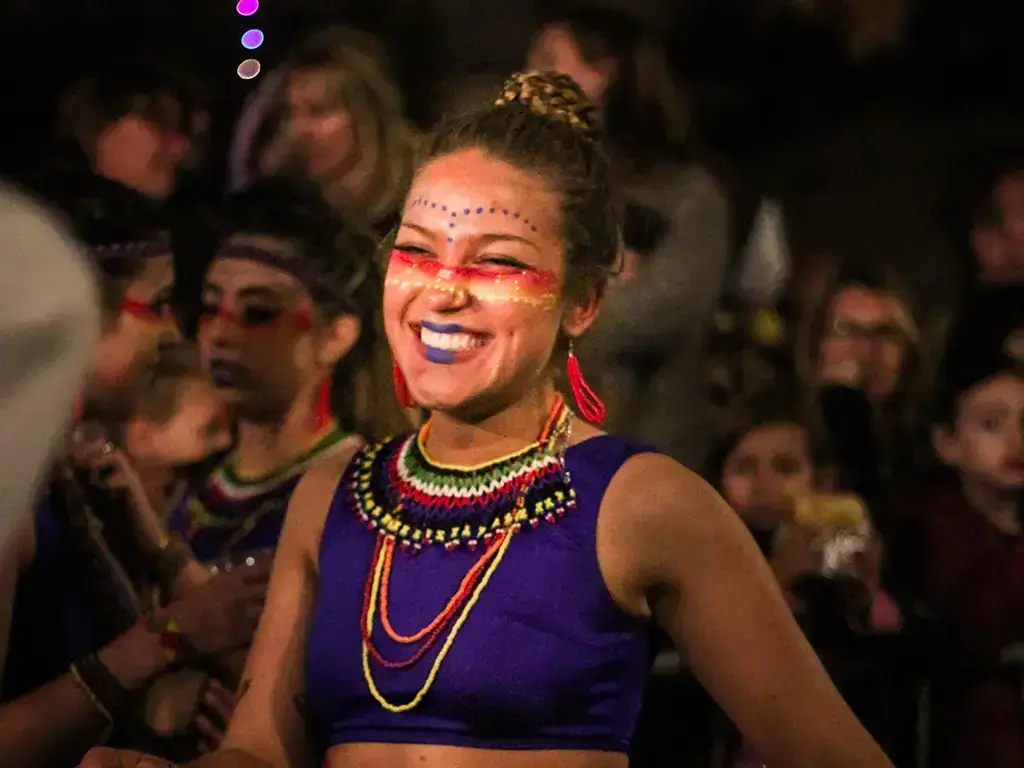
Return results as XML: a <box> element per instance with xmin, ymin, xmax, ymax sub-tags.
<box><xmin>389</xmin><ymin>198</ymin><xmax>559</xmax><ymax>368</ymax></box>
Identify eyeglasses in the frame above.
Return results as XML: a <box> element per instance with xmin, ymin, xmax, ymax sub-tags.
<box><xmin>827</xmin><ymin>319</ymin><xmax>909</xmax><ymax>344</ymax></box>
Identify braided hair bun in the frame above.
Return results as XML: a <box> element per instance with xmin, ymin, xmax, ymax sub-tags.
<box><xmin>494</xmin><ymin>71</ymin><xmax>600</xmax><ymax>140</ymax></box>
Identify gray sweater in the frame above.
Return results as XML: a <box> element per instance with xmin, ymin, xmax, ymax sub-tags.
<box><xmin>579</xmin><ymin>164</ymin><xmax>730</xmax><ymax>470</ymax></box>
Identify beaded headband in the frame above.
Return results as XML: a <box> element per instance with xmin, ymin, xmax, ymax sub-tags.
<box><xmin>214</xmin><ymin>242</ymin><xmax>368</xmax><ymax>316</ymax></box>
<box><xmin>87</xmin><ymin>233</ymin><xmax>173</xmax><ymax>271</ymax></box>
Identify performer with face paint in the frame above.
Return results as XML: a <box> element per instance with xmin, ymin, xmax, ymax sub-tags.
<box><xmin>0</xmin><ymin>180</ymin><xmax>266</xmax><ymax>768</ymax></box>
<box><xmin>162</xmin><ymin>179</ymin><xmax>399</xmax><ymax>579</ymax></box>
<box><xmin>82</xmin><ymin>74</ymin><xmax>891</xmax><ymax>768</ymax></box>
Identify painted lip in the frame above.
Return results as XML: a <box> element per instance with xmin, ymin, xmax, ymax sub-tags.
<box><xmin>208</xmin><ymin>359</ymin><xmax>249</xmax><ymax>388</ymax></box>
<box><xmin>420</xmin><ymin>320</ymin><xmax>465</xmax><ymax>334</ymax></box>
<box><xmin>410</xmin><ymin>321</ymin><xmax>490</xmax><ymax>365</ymax></box>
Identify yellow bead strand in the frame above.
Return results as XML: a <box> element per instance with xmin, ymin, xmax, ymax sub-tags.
<box><xmin>361</xmin><ymin>528</ymin><xmax>516</xmax><ymax>713</ymax></box>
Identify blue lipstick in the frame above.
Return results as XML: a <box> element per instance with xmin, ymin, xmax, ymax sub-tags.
<box><xmin>425</xmin><ymin>347</ymin><xmax>457</xmax><ymax>364</ymax></box>
<box><xmin>419</xmin><ymin>320</ymin><xmax>465</xmax><ymax>365</ymax></box>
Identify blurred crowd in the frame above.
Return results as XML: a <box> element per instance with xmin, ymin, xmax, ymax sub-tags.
<box><xmin>1</xmin><ymin>2</ymin><xmax>1022</xmax><ymax>767</ymax></box>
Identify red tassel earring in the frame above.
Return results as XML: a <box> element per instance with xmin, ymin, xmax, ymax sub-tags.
<box><xmin>314</xmin><ymin>378</ymin><xmax>333</xmax><ymax>430</ymax></box>
<box><xmin>393</xmin><ymin>359</ymin><xmax>414</xmax><ymax>409</ymax></box>
<box><xmin>566</xmin><ymin>341</ymin><xmax>606</xmax><ymax>425</ymax></box>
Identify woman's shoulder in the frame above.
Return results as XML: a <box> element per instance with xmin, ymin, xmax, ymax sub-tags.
<box><xmin>296</xmin><ymin>431</ymin><xmax>414</xmax><ymax>501</ymax></box>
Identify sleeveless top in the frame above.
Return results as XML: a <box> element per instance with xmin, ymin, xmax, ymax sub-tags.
<box><xmin>168</xmin><ymin>430</ymin><xmax>359</xmax><ymax>563</ymax></box>
<box><xmin>305</xmin><ymin>434</ymin><xmax>654</xmax><ymax>753</ymax></box>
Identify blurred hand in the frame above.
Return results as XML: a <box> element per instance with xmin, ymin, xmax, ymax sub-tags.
<box><xmin>770</xmin><ymin>523</ymin><xmax>821</xmax><ymax>588</ymax></box>
<box><xmin>195</xmin><ymin>679</ymin><xmax>237</xmax><ymax>753</ymax></box>
<box><xmin>168</xmin><ymin>560</ymin><xmax>270</xmax><ymax>655</ymax></box>
<box><xmin>69</xmin><ymin>423</ymin><xmax>140</xmax><ymax>492</ymax></box>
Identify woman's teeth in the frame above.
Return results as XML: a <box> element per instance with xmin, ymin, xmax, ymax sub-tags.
<box><xmin>420</xmin><ymin>327</ymin><xmax>485</xmax><ymax>351</ymax></box>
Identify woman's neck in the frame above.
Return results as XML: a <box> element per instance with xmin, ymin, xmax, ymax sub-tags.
<box><xmin>962</xmin><ymin>476</ymin><xmax>1021</xmax><ymax>535</ymax></box>
<box><xmin>422</xmin><ymin>386</ymin><xmax>560</xmax><ymax>465</ymax></box>
<box><xmin>233</xmin><ymin>394</ymin><xmax>332</xmax><ymax>479</ymax></box>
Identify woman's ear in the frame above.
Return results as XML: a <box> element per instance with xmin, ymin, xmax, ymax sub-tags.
<box><xmin>561</xmin><ymin>281</ymin><xmax>605</xmax><ymax>338</ymax></box>
<box><xmin>318</xmin><ymin>315</ymin><xmax>361</xmax><ymax>368</ymax></box>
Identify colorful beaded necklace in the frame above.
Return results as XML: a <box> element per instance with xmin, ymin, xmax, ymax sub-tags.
<box><xmin>183</xmin><ymin>424</ymin><xmax>353</xmax><ymax>553</ymax></box>
<box><xmin>351</xmin><ymin>396</ymin><xmax>574</xmax><ymax>712</ymax></box>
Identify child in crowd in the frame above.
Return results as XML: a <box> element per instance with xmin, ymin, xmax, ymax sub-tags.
<box><xmin>708</xmin><ymin>395</ymin><xmax>901</xmax><ymax>766</ymax></box>
<box><xmin>711</xmin><ymin>395</ymin><xmax>899</xmax><ymax>631</ymax></box>
<box><xmin>72</xmin><ymin>343</ymin><xmax>233</xmax><ymax>584</ymax></box>
<box><xmin>908</xmin><ymin>313</ymin><xmax>1024</xmax><ymax>768</ymax></box>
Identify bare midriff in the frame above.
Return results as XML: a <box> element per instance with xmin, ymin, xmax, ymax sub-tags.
<box><xmin>327</xmin><ymin>743</ymin><xmax>630</xmax><ymax>768</ymax></box>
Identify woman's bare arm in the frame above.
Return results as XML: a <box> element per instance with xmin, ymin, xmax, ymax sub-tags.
<box><xmin>186</xmin><ymin>456</ymin><xmax>349</xmax><ymax>768</ymax></box>
<box><xmin>607</xmin><ymin>453</ymin><xmax>893</xmax><ymax>768</ymax></box>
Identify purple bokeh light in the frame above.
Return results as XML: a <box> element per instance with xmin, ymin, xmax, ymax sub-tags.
<box><xmin>235</xmin><ymin>0</ymin><xmax>259</xmax><ymax>17</ymax></box>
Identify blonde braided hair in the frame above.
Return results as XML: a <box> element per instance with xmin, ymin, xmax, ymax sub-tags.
<box><xmin>493</xmin><ymin>71</ymin><xmax>600</xmax><ymax>140</ymax></box>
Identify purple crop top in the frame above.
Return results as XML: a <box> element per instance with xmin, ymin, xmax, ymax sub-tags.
<box><xmin>304</xmin><ymin>434</ymin><xmax>654</xmax><ymax>753</ymax></box>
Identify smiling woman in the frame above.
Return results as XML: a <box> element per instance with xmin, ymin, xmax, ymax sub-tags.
<box><xmin>83</xmin><ymin>73</ymin><xmax>892</xmax><ymax>768</ymax></box>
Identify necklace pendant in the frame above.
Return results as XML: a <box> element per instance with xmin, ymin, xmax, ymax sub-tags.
<box><xmin>467</xmin><ymin>539</ymin><xmax>478</xmax><ymax>551</ymax></box>
<box><xmin>529</xmin><ymin>518</ymin><xmax>541</xmax><ymax>529</ymax></box>
<box><xmin>444</xmin><ymin>540</ymin><xmax>458</xmax><ymax>553</ymax></box>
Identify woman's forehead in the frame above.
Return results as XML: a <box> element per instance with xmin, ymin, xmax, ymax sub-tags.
<box><xmin>205</xmin><ymin>256</ymin><xmax>302</xmax><ymax>295</ymax></box>
<box><xmin>404</xmin><ymin>150</ymin><xmax>559</xmax><ymax>236</ymax></box>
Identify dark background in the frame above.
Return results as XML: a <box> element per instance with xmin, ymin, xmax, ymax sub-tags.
<box><xmin>2</xmin><ymin>0</ymin><xmax>1022</xmax><ymax>307</ymax></box>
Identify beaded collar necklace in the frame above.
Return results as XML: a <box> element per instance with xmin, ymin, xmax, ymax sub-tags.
<box><xmin>352</xmin><ymin>396</ymin><xmax>574</xmax><ymax>712</ymax></box>
<box><xmin>349</xmin><ymin>396</ymin><xmax>574</xmax><ymax>552</ymax></box>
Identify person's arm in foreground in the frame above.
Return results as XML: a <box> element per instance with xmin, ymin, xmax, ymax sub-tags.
<box><xmin>611</xmin><ymin>453</ymin><xmax>893</xmax><ymax>767</ymax></box>
<box><xmin>81</xmin><ymin>458</ymin><xmax>343</xmax><ymax>768</ymax></box>
<box><xmin>0</xmin><ymin>613</ymin><xmax>174</xmax><ymax>766</ymax></box>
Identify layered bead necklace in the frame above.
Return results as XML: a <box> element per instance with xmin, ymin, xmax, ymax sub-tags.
<box><xmin>349</xmin><ymin>396</ymin><xmax>574</xmax><ymax>712</ymax></box>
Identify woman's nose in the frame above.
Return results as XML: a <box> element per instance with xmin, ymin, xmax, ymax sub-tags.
<box><xmin>423</xmin><ymin>277</ymin><xmax>472</xmax><ymax>313</ymax></box>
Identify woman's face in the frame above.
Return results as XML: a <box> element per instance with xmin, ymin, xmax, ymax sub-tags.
<box><xmin>721</xmin><ymin>423</ymin><xmax>815</xmax><ymax>527</ymax></box>
<box><xmin>198</xmin><ymin>243</ymin><xmax>323</xmax><ymax>422</ymax></box>
<box><xmin>385</xmin><ymin>148</ymin><xmax>594</xmax><ymax>417</ymax></box>
<box><xmin>126</xmin><ymin>379</ymin><xmax>232</xmax><ymax>468</ymax></box>
<box><xmin>286</xmin><ymin>68</ymin><xmax>357</xmax><ymax>180</ymax></box>
<box><xmin>527</xmin><ymin>24</ymin><xmax>612</xmax><ymax>106</ymax></box>
<box><xmin>90</xmin><ymin>255</ymin><xmax>178</xmax><ymax>399</ymax></box>
<box><xmin>819</xmin><ymin>286</ymin><xmax>912</xmax><ymax>402</ymax></box>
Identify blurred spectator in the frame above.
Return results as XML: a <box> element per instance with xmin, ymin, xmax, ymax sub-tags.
<box><xmin>0</xmin><ymin>184</ymin><xmax>99</xmax><ymax>559</ymax></box>
<box><xmin>707</xmin><ymin>392</ymin><xmax>900</xmax><ymax>766</ymax></box>
<box><xmin>45</xmin><ymin>64</ymin><xmax>206</xmax><ymax>201</ymax></box>
<box><xmin>529</xmin><ymin>4</ymin><xmax>731</xmax><ymax>470</ymax></box>
<box><xmin>229</xmin><ymin>26</ymin><xmax>417</xmax><ymax>236</ymax></box>
<box><xmin>0</xmin><ymin>176</ymin><xmax>257</xmax><ymax>767</ymax></box>
<box><xmin>906</xmin><ymin>305</ymin><xmax>1024</xmax><ymax>768</ymax></box>
<box><xmin>796</xmin><ymin>262</ymin><xmax>929</xmax><ymax>485</ymax></box>
<box><xmin>942</xmin><ymin>145</ymin><xmax>1024</xmax><ymax>352</ymax></box>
